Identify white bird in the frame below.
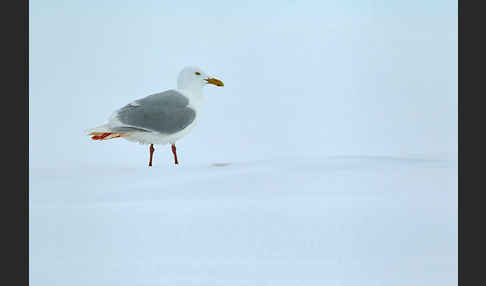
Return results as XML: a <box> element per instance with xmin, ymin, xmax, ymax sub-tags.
<box><xmin>87</xmin><ymin>66</ymin><xmax>224</xmax><ymax>166</ymax></box>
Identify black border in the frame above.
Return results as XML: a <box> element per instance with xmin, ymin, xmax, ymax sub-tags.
<box><xmin>459</xmin><ymin>0</ymin><xmax>481</xmax><ymax>285</ymax></box>
<box><xmin>2</xmin><ymin>0</ymin><xmax>28</xmax><ymax>285</ymax></box>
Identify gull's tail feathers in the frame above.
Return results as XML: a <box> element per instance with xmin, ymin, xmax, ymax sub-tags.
<box><xmin>86</xmin><ymin>124</ymin><xmax>127</xmax><ymax>141</ymax></box>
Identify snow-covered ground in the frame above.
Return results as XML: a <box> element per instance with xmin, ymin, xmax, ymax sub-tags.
<box><xmin>29</xmin><ymin>2</ymin><xmax>457</xmax><ymax>284</ymax></box>
<box><xmin>30</xmin><ymin>155</ymin><xmax>457</xmax><ymax>286</ymax></box>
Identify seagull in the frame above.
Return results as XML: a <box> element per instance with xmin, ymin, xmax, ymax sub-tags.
<box><xmin>87</xmin><ymin>66</ymin><xmax>224</xmax><ymax>166</ymax></box>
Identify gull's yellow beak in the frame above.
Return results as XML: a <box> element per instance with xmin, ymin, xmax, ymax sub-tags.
<box><xmin>205</xmin><ymin>77</ymin><xmax>224</xmax><ymax>87</ymax></box>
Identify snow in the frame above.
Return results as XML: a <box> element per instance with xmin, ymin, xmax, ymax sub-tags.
<box><xmin>30</xmin><ymin>156</ymin><xmax>457</xmax><ymax>286</ymax></box>
<box><xmin>29</xmin><ymin>2</ymin><xmax>457</xmax><ymax>284</ymax></box>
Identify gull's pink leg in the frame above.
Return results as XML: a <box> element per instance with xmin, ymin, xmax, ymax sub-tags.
<box><xmin>149</xmin><ymin>144</ymin><xmax>155</xmax><ymax>167</ymax></box>
<box><xmin>171</xmin><ymin>144</ymin><xmax>179</xmax><ymax>165</ymax></box>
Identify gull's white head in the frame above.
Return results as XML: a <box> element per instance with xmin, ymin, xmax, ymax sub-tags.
<box><xmin>177</xmin><ymin>66</ymin><xmax>224</xmax><ymax>92</ymax></box>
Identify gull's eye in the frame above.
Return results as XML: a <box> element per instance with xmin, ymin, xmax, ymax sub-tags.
<box><xmin>195</xmin><ymin>72</ymin><xmax>201</xmax><ymax>75</ymax></box>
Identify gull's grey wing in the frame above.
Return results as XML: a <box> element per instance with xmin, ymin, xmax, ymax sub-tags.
<box><xmin>113</xmin><ymin>89</ymin><xmax>196</xmax><ymax>134</ymax></box>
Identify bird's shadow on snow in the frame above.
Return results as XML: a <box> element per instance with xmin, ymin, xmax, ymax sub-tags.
<box><xmin>210</xmin><ymin>162</ymin><xmax>232</xmax><ymax>167</ymax></box>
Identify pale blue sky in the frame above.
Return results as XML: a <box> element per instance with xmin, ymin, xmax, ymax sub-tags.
<box><xmin>29</xmin><ymin>0</ymin><xmax>457</xmax><ymax>167</ymax></box>
<box><xmin>31</xmin><ymin>0</ymin><xmax>457</xmax><ymax>17</ymax></box>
